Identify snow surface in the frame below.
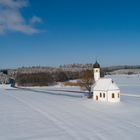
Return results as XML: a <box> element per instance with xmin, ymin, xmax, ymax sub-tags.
<box><xmin>0</xmin><ymin>75</ymin><xmax>140</xmax><ymax>140</ymax></box>
<box><xmin>0</xmin><ymin>84</ymin><xmax>14</xmax><ymax>89</ymax></box>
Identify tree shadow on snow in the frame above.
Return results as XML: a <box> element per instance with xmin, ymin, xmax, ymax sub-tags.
<box><xmin>16</xmin><ymin>87</ymin><xmax>88</xmax><ymax>98</ymax></box>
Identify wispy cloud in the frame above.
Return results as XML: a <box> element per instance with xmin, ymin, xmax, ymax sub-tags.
<box><xmin>30</xmin><ymin>16</ymin><xmax>42</xmax><ymax>24</ymax></box>
<box><xmin>0</xmin><ymin>0</ymin><xmax>43</xmax><ymax>34</ymax></box>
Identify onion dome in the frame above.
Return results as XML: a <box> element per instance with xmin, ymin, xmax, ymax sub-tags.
<box><xmin>93</xmin><ymin>61</ymin><xmax>100</xmax><ymax>68</ymax></box>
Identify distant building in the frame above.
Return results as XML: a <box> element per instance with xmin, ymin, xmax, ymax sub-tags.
<box><xmin>92</xmin><ymin>61</ymin><xmax>120</xmax><ymax>102</ymax></box>
<box><xmin>0</xmin><ymin>70</ymin><xmax>15</xmax><ymax>87</ymax></box>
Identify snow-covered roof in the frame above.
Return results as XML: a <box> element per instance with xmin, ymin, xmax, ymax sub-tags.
<box><xmin>93</xmin><ymin>78</ymin><xmax>120</xmax><ymax>91</ymax></box>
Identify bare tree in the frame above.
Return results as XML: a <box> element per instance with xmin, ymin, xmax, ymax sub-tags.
<box><xmin>79</xmin><ymin>70</ymin><xmax>95</xmax><ymax>98</ymax></box>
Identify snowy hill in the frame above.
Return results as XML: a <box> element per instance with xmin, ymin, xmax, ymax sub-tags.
<box><xmin>109</xmin><ymin>69</ymin><xmax>140</xmax><ymax>75</ymax></box>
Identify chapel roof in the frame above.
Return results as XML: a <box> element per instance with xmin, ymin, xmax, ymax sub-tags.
<box><xmin>93</xmin><ymin>78</ymin><xmax>120</xmax><ymax>91</ymax></box>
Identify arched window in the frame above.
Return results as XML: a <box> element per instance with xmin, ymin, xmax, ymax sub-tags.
<box><xmin>118</xmin><ymin>93</ymin><xmax>120</xmax><ymax>98</ymax></box>
<box><xmin>96</xmin><ymin>70</ymin><xmax>98</xmax><ymax>72</ymax></box>
<box><xmin>103</xmin><ymin>93</ymin><xmax>105</xmax><ymax>98</ymax></box>
<box><xmin>112</xmin><ymin>93</ymin><xmax>115</xmax><ymax>98</ymax></box>
<box><xmin>100</xmin><ymin>93</ymin><xmax>102</xmax><ymax>98</ymax></box>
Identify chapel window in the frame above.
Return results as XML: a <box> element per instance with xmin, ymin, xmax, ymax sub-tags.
<box><xmin>103</xmin><ymin>93</ymin><xmax>105</xmax><ymax>98</ymax></box>
<box><xmin>100</xmin><ymin>93</ymin><xmax>102</xmax><ymax>98</ymax></box>
<box><xmin>112</xmin><ymin>93</ymin><xmax>115</xmax><ymax>98</ymax></box>
<box><xmin>118</xmin><ymin>93</ymin><xmax>120</xmax><ymax>98</ymax></box>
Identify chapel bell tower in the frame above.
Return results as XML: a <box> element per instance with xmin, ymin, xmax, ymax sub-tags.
<box><xmin>93</xmin><ymin>61</ymin><xmax>100</xmax><ymax>82</ymax></box>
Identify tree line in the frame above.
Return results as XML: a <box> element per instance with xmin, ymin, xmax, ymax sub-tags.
<box><xmin>16</xmin><ymin>70</ymin><xmax>82</xmax><ymax>86</ymax></box>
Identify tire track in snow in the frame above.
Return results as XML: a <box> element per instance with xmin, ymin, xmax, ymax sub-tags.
<box><xmin>5</xmin><ymin>92</ymin><xmax>92</xmax><ymax>140</ymax></box>
<box><xmin>31</xmin><ymin>88</ymin><xmax>140</xmax><ymax>131</ymax></box>
<box><xmin>5</xmin><ymin>91</ymin><xmax>108</xmax><ymax>140</ymax></box>
<box><xmin>5</xmin><ymin>89</ymin><xmax>140</xmax><ymax>140</ymax></box>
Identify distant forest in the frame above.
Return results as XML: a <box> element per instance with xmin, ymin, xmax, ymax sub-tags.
<box><xmin>0</xmin><ymin>64</ymin><xmax>140</xmax><ymax>86</ymax></box>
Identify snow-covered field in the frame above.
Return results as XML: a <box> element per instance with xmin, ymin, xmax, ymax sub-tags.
<box><xmin>0</xmin><ymin>75</ymin><xmax>140</xmax><ymax>140</ymax></box>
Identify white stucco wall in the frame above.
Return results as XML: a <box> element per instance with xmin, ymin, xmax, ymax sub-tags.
<box><xmin>93</xmin><ymin>91</ymin><xmax>107</xmax><ymax>102</ymax></box>
<box><xmin>107</xmin><ymin>90</ymin><xmax>120</xmax><ymax>102</ymax></box>
<box><xmin>93</xmin><ymin>90</ymin><xmax>120</xmax><ymax>102</ymax></box>
<box><xmin>94</xmin><ymin>68</ymin><xmax>100</xmax><ymax>82</ymax></box>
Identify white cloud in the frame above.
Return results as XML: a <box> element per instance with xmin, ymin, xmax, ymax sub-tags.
<box><xmin>30</xmin><ymin>16</ymin><xmax>42</xmax><ymax>24</ymax></box>
<box><xmin>0</xmin><ymin>0</ymin><xmax>43</xmax><ymax>34</ymax></box>
<box><xmin>0</xmin><ymin>0</ymin><xmax>28</xmax><ymax>8</ymax></box>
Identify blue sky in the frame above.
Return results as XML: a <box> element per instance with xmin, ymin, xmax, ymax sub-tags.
<box><xmin>0</xmin><ymin>0</ymin><xmax>140</xmax><ymax>69</ymax></box>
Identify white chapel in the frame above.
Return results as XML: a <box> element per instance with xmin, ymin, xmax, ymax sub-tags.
<box><xmin>92</xmin><ymin>61</ymin><xmax>120</xmax><ymax>102</ymax></box>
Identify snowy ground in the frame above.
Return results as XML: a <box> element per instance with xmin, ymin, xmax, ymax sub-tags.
<box><xmin>0</xmin><ymin>75</ymin><xmax>140</xmax><ymax>140</ymax></box>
